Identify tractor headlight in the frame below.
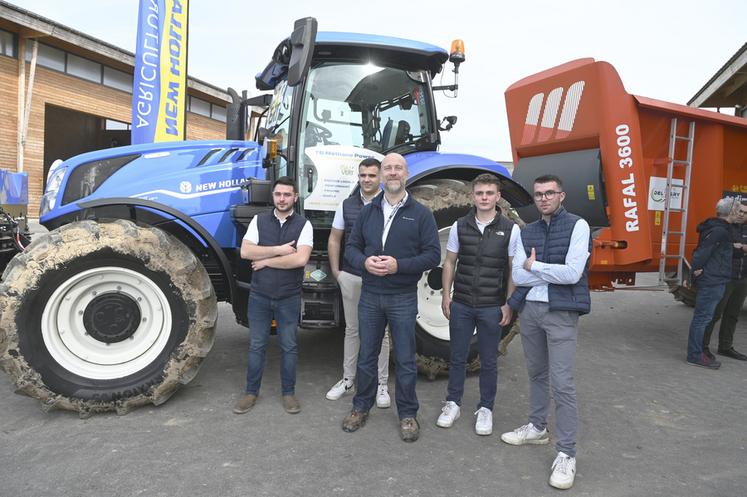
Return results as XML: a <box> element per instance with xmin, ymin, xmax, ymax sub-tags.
<box><xmin>39</xmin><ymin>166</ymin><xmax>67</xmax><ymax>216</ymax></box>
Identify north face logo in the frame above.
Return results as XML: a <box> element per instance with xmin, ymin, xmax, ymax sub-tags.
<box><xmin>521</xmin><ymin>81</ymin><xmax>585</xmax><ymax>145</ymax></box>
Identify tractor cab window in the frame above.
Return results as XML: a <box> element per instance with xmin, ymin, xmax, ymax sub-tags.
<box><xmin>266</xmin><ymin>79</ymin><xmax>293</xmax><ymax>177</ymax></box>
<box><xmin>297</xmin><ymin>62</ymin><xmax>433</xmax><ymax>225</ymax></box>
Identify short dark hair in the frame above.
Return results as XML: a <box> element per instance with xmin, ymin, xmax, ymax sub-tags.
<box><xmin>359</xmin><ymin>157</ymin><xmax>381</xmax><ymax>169</ymax></box>
<box><xmin>534</xmin><ymin>174</ymin><xmax>563</xmax><ymax>190</ymax></box>
<box><xmin>272</xmin><ymin>176</ymin><xmax>297</xmax><ymax>193</ymax></box>
<box><xmin>472</xmin><ymin>173</ymin><xmax>501</xmax><ymax>191</ymax></box>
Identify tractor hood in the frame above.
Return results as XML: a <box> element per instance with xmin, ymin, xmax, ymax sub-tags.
<box><xmin>40</xmin><ymin>140</ymin><xmax>263</xmax><ymax>224</ymax></box>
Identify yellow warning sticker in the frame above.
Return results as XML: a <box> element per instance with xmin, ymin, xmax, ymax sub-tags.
<box><xmin>655</xmin><ymin>211</ymin><xmax>661</xmax><ymax>226</ymax></box>
<box><xmin>587</xmin><ymin>185</ymin><xmax>596</xmax><ymax>200</ymax></box>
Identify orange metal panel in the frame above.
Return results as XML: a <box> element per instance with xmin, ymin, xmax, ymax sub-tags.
<box><xmin>506</xmin><ymin>58</ymin><xmax>747</xmax><ymax>284</ymax></box>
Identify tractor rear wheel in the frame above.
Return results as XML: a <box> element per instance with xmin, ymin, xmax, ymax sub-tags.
<box><xmin>410</xmin><ymin>179</ymin><xmax>523</xmax><ymax>379</ymax></box>
<box><xmin>0</xmin><ymin>220</ymin><xmax>217</xmax><ymax>416</ymax></box>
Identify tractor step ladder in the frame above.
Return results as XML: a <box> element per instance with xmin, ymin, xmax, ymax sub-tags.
<box><xmin>658</xmin><ymin>118</ymin><xmax>695</xmax><ymax>285</ymax></box>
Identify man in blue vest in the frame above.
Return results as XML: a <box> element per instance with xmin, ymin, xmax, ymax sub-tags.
<box><xmin>502</xmin><ymin>174</ymin><xmax>590</xmax><ymax>490</ymax></box>
<box><xmin>341</xmin><ymin>153</ymin><xmax>440</xmax><ymax>442</ymax></box>
<box><xmin>436</xmin><ymin>173</ymin><xmax>520</xmax><ymax>436</ymax></box>
<box><xmin>233</xmin><ymin>177</ymin><xmax>313</xmax><ymax>415</ymax></box>
<box><xmin>326</xmin><ymin>158</ymin><xmax>391</xmax><ymax>408</ymax></box>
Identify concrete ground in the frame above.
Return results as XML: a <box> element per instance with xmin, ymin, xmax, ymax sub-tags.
<box><xmin>1</xmin><ymin>275</ymin><xmax>746</xmax><ymax>497</ymax></box>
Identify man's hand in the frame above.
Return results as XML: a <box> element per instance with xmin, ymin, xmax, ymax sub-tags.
<box><xmin>252</xmin><ymin>259</ymin><xmax>268</xmax><ymax>271</ymax></box>
<box><xmin>378</xmin><ymin>255</ymin><xmax>398</xmax><ymax>275</ymax></box>
<box><xmin>276</xmin><ymin>240</ymin><xmax>297</xmax><ymax>256</ymax></box>
<box><xmin>442</xmin><ymin>294</ymin><xmax>452</xmax><ymax>319</ymax></box>
<box><xmin>364</xmin><ymin>256</ymin><xmax>389</xmax><ymax>276</ymax></box>
<box><xmin>693</xmin><ymin>269</ymin><xmax>703</xmax><ymax>277</ymax></box>
<box><xmin>499</xmin><ymin>303</ymin><xmax>512</xmax><ymax>327</ymax></box>
<box><xmin>331</xmin><ymin>268</ymin><xmax>341</xmax><ymax>280</ymax></box>
<box><xmin>523</xmin><ymin>247</ymin><xmax>536</xmax><ymax>271</ymax></box>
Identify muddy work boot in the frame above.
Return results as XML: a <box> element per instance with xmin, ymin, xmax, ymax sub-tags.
<box><xmin>282</xmin><ymin>395</ymin><xmax>301</xmax><ymax>414</ymax></box>
<box><xmin>400</xmin><ymin>417</ymin><xmax>420</xmax><ymax>442</ymax></box>
<box><xmin>233</xmin><ymin>394</ymin><xmax>257</xmax><ymax>414</ymax></box>
<box><xmin>342</xmin><ymin>409</ymin><xmax>369</xmax><ymax>433</ymax></box>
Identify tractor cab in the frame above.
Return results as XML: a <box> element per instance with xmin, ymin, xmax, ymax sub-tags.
<box><xmin>254</xmin><ymin>21</ymin><xmax>463</xmax><ymax>229</ymax></box>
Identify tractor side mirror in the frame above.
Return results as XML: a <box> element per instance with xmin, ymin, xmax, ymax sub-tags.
<box><xmin>439</xmin><ymin>116</ymin><xmax>457</xmax><ymax>131</ymax></box>
<box><xmin>287</xmin><ymin>17</ymin><xmax>318</xmax><ymax>87</ymax></box>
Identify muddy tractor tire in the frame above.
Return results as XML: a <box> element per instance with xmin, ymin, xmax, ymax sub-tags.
<box><xmin>0</xmin><ymin>220</ymin><xmax>217</xmax><ymax>416</ymax></box>
<box><xmin>410</xmin><ymin>179</ymin><xmax>524</xmax><ymax>380</ymax></box>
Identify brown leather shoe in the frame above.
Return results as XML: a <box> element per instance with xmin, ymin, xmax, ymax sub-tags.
<box><xmin>342</xmin><ymin>409</ymin><xmax>369</xmax><ymax>432</ymax></box>
<box><xmin>233</xmin><ymin>394</ymin><xmax>257</xmax><ymax>414</ymax></box>
<box><xmin>400</xmin><ymin>417</ymin><xmax>420</xmax><ymax>442</ymax></box>
<box><xmin>282</xmin><ymin>395</ymin><xmax>301</xmax><ymax>414</ymax></box>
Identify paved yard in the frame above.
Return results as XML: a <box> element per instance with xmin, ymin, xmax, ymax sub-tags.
<box><xmin>1</xmin><ymin>275</ymin><xmax>745</xmax><ymax>497</ymax></box>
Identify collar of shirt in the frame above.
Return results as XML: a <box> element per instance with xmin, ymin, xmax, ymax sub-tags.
<box><xmin>273</xmin><ymin>209</ymin><xmax>294</xmax><ymax>224</ymax></box>
<box><xmin>361</xmin><ymin>190</ymin><xmax>381</xmax><ymax>206</ymax></box>
<box><xmin>383</xmin><ymin>191</ymin><xmax>408</xmax><ymax>209</ymax></box>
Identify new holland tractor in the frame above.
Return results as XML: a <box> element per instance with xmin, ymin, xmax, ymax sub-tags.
<box><xmin>0</xmin><ymin>18</ymin><xmax>530</xmax><ymax>415</ymax></box>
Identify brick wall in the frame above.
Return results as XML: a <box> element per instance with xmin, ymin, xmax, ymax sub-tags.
<box><xmin>0</xmin><ymin>56</ymin><xmax>226</xmax><ymax>215</ymax></box>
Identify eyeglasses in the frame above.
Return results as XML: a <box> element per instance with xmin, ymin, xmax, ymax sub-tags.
<box><xmin>533</xmin><ymin>190</ymin><xmax>562</xmax><ymax>200</ymax></box>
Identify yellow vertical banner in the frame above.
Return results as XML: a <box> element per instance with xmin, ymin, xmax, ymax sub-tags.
<box><xmin>155</xmin><ymin>0</ymin><xmax>189</xmax><ymax>142</ymax></box>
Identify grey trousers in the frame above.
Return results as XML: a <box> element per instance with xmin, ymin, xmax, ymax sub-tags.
<box><xmin>519</xmin><ymin>301</ymin><xmax>579</xmax><ymax>457</ymax></box>
<box><xmin>337</xmin><ymin>271</ymin><xmax>389</xmax><ymax>383</ymax></box>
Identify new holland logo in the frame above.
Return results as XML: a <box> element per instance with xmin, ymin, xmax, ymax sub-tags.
<box><xmin>521</xmin><ymin>81</ymin><xmax>585</xmax><ymax>145</ymax></box>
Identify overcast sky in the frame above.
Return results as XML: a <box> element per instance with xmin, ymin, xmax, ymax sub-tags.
<box><xmin>8</xmin><ymin>0</ymin><xmax>746</xmax><ymax>160</ymax></box>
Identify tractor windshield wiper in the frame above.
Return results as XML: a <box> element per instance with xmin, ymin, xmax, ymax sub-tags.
<box><xmin>381</xmin><ymin>134</ymin><xmax>437</xmax><ymax>155</ymax></box>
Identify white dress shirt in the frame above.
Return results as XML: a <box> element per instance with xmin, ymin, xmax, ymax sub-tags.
<box><xmin>243</xmin><ymin>209</ymin><xmax>313</xmax><ymax>247</ymax></box>
<box><xmin>511</xmin><ymin>217</ymin><xmax>590</xmax><ymax>302</ymax></box>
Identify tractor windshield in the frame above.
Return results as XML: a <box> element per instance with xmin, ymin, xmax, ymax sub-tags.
<box><xmin>297</xmin><ymin>62</ymin><xmax>434</xmax><ymax>223</ymax></box>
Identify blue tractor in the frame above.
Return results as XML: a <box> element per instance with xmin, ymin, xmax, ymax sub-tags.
<box><xmin>0</xmin><ymin>18</ymin><xmax>530</xmax><ymax>415</ymax></box>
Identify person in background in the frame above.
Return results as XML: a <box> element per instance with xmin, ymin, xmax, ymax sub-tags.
<box><xmin>686</xmin><ymin>197</ymin><xmax>741</xmax><ymax>369</ymax></box>
<box><xmin>702</xmin><ymin>200</ymin><xmax>747</xmax><ymax>362</ymax></box>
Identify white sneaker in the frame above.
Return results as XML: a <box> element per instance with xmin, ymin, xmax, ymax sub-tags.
<box><xmin>326</xmin><ymin>378</ymin><xmax>353</xmax><ymax>400</ymax></box>
<box><xmin>549</xmin><ymin>451</ymin><xmax>576</xmax><ymax>489</ymax></box>
<box><xmin>436</xmin><ymin>401</ymin><xmax>461</xmax><ymax>428</ymax></box>
<box><xmin>500</xmin><ymin>423</ymin><xmax>550</xmax><ymax>445</ymax></box>
<box><xmin>376</xmin><ymin>383</ymin><xmax>391</xmax><ymax>408</ymax></box>
<box><xmin>474</xmin><ymin>407</ymin><xmax>493</xmax><ymax>435</ymax></box>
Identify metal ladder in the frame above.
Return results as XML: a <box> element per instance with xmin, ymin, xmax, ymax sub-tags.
<box><xmin>658</xmin><ymin>118</ymin><xmax>695</xmax><ymax>285</ymax></box>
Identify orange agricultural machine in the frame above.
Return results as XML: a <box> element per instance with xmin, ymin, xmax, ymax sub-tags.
<box><xmin>505</xmin><ymin>58</ymin><xmax>747</xmax><ymax>297</ymax></box>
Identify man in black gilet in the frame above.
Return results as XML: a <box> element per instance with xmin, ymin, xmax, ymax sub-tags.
<box><xmin>436</xmin><ymin>173</ymin><xmax>519</xmax><ymax>436</ymax></box>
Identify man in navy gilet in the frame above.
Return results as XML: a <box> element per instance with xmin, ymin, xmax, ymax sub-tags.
<box><xmin>233</xmin><ymin>177</ymin><xmax>313</xmax><ymax>415</ymax></box>
<box><xmin>341</xmin><ymin>153</ymin><xmax>440</xmax><ymax>442</ymax></box>
<box><xmin>502</xmin><ymin>174</ymin><xmax>590</xmax><ymax>490</ymax></box>
<box><xmin>436</xmin><ymin>173</ymin><xmax>520</xmax><ymax>436</ymax></box>
<box><xmin>326</xmin><ymin>158</ymin><xmax>392</xmax><ymax>408</ymax></box>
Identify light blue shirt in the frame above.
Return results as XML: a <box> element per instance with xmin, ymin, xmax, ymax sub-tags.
<box><xmin>511</xmin><ymin>217</ymin><xmax>591</xmax><ymax>303</ymax></box>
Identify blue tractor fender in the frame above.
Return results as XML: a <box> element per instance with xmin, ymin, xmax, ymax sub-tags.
<box><xmin>405</xmin><ymin>151</ymin><xmax>533</xmax><ymax>207</ymax></box>
<box><xmin>70</xmin><ymin>197</ymin><xmax>237</xmax><ymax>305</ymax></box>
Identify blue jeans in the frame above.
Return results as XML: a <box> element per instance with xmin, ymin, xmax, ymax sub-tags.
<box><xmin>353</xmin><ymin>290</ymin><xmax>418</xmax><ymax>419</ymax></box>
<box><xmin>687</xmin><ymin>283</ymin><xmax>726</xmax><ymax>361</ymax></box>
<box><xmin>447</xmin><ymin>301</ymin><xmax>502</xmax><ymax>411</ymax></box>
<box><xmin>245</xmin><ymin>292</ymin><xmax>301</xmax><ymax>396</ymax></box>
